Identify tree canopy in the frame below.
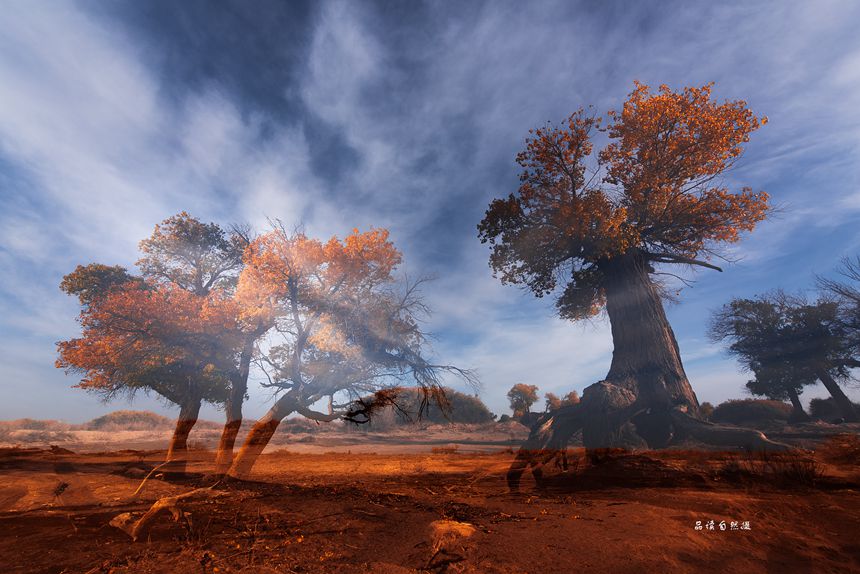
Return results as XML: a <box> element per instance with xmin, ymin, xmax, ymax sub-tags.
<box><xmin>478</xmin><ymin>82</ymin><xmax>769</xmax><ymax>320</ymax></box>
<box><xmin>57</xmin><ymin>213</ymin><xmax>259</xmax><ymax>473</ymax></box>
<box><xmin>227</xmin><ymin>225</ymin><xmax>474</xmax><ymax>476</ymax></box>
<box><xmin>238</xmin><ymin>226</ymin><xmax>472</xmax><ymax>414</ymax></box>
<box><xmin>137</xmin><ymin>211</ymin><xmax>247</xmax><ymax>295</ymax></box>
<box><xmin>56</xmin><ymin>274</ymin><xmax>241</xmax><ymax>406</ymax></box>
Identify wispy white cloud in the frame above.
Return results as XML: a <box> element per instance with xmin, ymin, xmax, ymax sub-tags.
<box><xmin>2</xmin><ymin>0</ymin><xmax>860</xmax><ymax>422</ymax></box>
<box><xmin>0</xmin><ymin>3</ymin><xmax>341</xmax><ymax>419</ymax></box>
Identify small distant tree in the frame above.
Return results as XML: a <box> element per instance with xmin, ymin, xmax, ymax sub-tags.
<box><xmin>354</xmin><ymin>387</ymin><xmax>493</xmax><ymax>425</ymax></box>
<box><xmin>698</xmin><ymin>402</ymin><xmax>714</xmax><ymax>421</ymax></box>
<box><xmin>711</xmin><ymin>399</ymin><xmax>792</xmax><ymax>426</ymax></box>
<box><xmin>507</xmin><ymin>384</ymin><xmax>539</xmax><ymax>418</ymax></box>
<box><xmin>561</xmin><ymin>391</ymin><xmax>580</xmax><ymax>407</ymax></box>
<box><xmin>711</xmin><ymin>291</ymin><xmax>857</xmax><ymax>422</ymax></box>
<box><xmin>546</xmin><ymin>390</ymin><xmax>580</xmax><ymax>412</ymax></box>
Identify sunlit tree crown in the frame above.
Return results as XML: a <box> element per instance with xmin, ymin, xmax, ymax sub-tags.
<box><xmin>479</xmin><ymin>82</ymin><xmax>770</xmax><ymax>320</ymax></box>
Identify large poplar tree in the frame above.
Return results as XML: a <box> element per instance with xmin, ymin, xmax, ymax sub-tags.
<box><xmin>479</xmin><ymin>84</ymin><xmax>788</xmax><ymax>485</ymax></box>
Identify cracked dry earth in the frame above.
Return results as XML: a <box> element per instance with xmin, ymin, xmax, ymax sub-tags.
<box><xmin>0</xmin><ymin>447</ymin><xmax>858</xmax><ymax>573</ymax></box>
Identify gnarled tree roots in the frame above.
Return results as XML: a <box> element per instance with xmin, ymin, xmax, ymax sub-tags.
<box><xmin>507</xmin><ymin>380</ymin><xmax>793</xmax><ymax>491</ymax></box>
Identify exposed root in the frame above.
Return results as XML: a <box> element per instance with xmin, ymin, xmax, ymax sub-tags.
<box><xmin>669</xmin><ymin>410</ymin><xmax>793</xmax><ymax>452</ymax></box>
<box><xmin>131</xmin><ymin>460</ymin><xmax>173</xmax><ymax>498</ymax></box>
<box><xmin>507</xmin><ymin>404</ymin><xmax>583</xmax><ymax>491</ymax></box>
<box><xmin>506</xmin><ymin>401</ymin><xmax>795</xmax><ymax>491</ymax></box>
<box><xmin>111</xmin><ymin>487</ymin><xmax>227</xmax><ymax>541</ymax></box>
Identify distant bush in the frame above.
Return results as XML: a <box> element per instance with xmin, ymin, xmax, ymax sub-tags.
<box><xmin>809</xmin><ymin>397</ymin><xmax>860</xmax><ymax>422</ymax></box>
<box><xmin>358</xmin><ymin>387</ymin><xmax>494</xmax><ymax>429</ymax></box>
<box><xmin>279</xmin><ymin>417</ymin><xmax>325</xmax><ymax>434</ymax></box>
<box><xmin>720</xmin><ymin>450</ymin><xmax>822</xmax><ymax>488</ymax></box>
<box><xmin>711</xmin><ymin>399</ymin><xmax>792</xmax><ymax>426</ymax></box>
<box><xmin>0</xmin><ymin>428</ymin><xmax>75</xmax><ymax>444</ymax></box>
<box><xmin>82</xmin><ymin>410</ymin><xmax>175</xmax><ymax>431</ymax></box>
<box><xmin>698</xmin><ymin>402</ymin><xmax>714</xmax><ymax>421</ymax></box>
<box><xmin>0</xmin><ymin>419</ymin><xmax>71</xmax><ymax>431</ymax></box>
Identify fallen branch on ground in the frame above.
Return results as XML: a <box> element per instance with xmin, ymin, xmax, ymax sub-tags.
<box><xmin>111</xmin><ymin>487</ymin><xmax>227</xmax><ymax>541</ymax></box>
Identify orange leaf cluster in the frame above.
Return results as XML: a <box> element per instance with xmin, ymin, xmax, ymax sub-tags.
<box><xmin>600</xmin><ymin>82</ymin><xmax>769</xmax><ymax>256</ymax></box>
<box><xmin>479</xmin><ymin>82</ymin><xmax>771</xmax><ymax>319</ymax></box>
<box><xmin>237</xmin><ymin>228</ymin><xmax>401</xmax><ymax>317</ymax></box>
<box><xmin>56</xmin><ymin>281</ymin><xmax>241</xmax><ymax>402</ymax></box>
<box><xmin>236</xmin><ymin>227</ymin><xmax>403</xmax><ymax>359</ymax></box>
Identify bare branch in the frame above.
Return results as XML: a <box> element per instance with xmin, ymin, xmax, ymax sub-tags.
<box><xmin>645</xmin><ymin>251</ymin><xmax>723</xmax><ymax>272</ymax></box>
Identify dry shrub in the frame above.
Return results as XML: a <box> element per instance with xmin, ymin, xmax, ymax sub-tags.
<box><xmin>3</xmin><ymin>429</ymin><xmax>76</xmax><ymax>444</ymax></box>
<box><xmin>711</xmin><ymin>399</ymin><xmax>792</xmax><ymax>426</ymax></box>
<box><xmin>82</xmin><ymin>410</ymin><xmax>174</xmax><ymax>431</ymax></box>
<box><xmin>817</xmin><ymin>433</ymin><xmax>860</xmax><ymax>465</ymax></box>
<box><xmin>0</xmin><ymin>419</ymin><xmax>71</xmax><ymax>431</ymax></box>
<box><xmin>279</xmin><ymin>418</ymin><xmax>324</xmax><ymax>434</ymax></box>
<box><xmin>809</xmin><ymin>398</ymin><xmax>860</xmax><ymax>422</ymax></box>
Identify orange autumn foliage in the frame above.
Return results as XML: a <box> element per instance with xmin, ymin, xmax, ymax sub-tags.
<box><xmin>236</xmin><ymin>227</ymin><xmax>401</xmax><ymax>331</ymax></box>
<box><xmin>56</xmin><ymin>281</ymin><xmax>242</xmax><ymax>404</ymax></box>
<box><xmin>478</xmin><ymin>82</ymin><xmax>770</xmax><ymax>320</ymax></box>
<box><xmin>601</xmin><ymin>82</ymin><xmax>768</xmax><ymax>253</ymax></box>
<box><xmin>234</xmin><ymin>226</ymin><xmax>441</xmax><ymax>401</ymax></box>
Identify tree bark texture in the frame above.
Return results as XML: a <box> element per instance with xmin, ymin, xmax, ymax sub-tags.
<box><xmin>817</xmin><ymin>369</ymin><xmax>859</xmax><ymax>422</ymax></box>
<box><xmin>227</xmin><ymin>394</ymin><xmax>298</xmax><ymax>479</ymax></box>
<box><xmin>581</xmin><ymin>249</ymin><xmax>699</xmax><ymax>449</ymax></box>
<box><xmin>214</xmin><ymin>336</ymin><xmax>255</xmax><ymax>474</ymax></box>
<box><xmin>601</xmin><ymin>249</ymin><xmax>699</xmax><ymax>409</ymax></box>
<box><xmin>505</xmin><ymin>248</ymin><xmax>796</xmax><ymax>490</ymax></box>
<box><xmin>786</xmin><ymin>387</ymin><xmax>810</xmax><ymax>422</ymax></box>
<box><xmin>165</xmin><ymin>395</ymin><xmax>201</xmax><ymax>475</ymax></box>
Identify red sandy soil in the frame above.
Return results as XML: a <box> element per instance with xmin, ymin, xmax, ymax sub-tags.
<box><xmin>0</xmin><ymin>437</ymin><xmax>859</xmax><ymax>574</ymax></box>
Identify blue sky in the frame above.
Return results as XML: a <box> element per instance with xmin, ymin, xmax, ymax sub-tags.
<box><xmin>1</xmin><ymin>0</ymin><xmax>859</xmax><ymax>423</ymax></box>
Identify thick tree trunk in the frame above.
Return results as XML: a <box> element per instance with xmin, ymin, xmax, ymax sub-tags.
<box><xmin>227</xmin><ymin>394</ymin><xmax>298</xmax><ymax>479</ymax></box>
<box><xmin>506</xmin><ymin>248</ymin><xmax>796</xmax><ymax>490</ymax></box>
<box><xmin>817</xmin><ymin>369</ymin><xmax>859</xmax><ymax>422</ymax></box>
<box><xmin>601</xmin><ymin>249</ymin><xmax>698</xmax><ymax>409</ymax></box>
<box><xmin>583</xmin><ymin>249</ymin><xmax>698</xmax><ymax>449</ymax></box>
<box><xmin>214</xmin><ymin>337</ymin><xmax>255</xmax><ymax>474</ymax></box>
<box><xmin>166</xmin><ymin>395</ymin><xmax>201</xmax><ymax>476</ymax></box>
<box><xmin>786</xmin><ymin>387</ymin><xmax>810</xmax><ymax>422</ymax></box>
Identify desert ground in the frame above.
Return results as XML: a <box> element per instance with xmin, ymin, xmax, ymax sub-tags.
<box><xmin>0</xmin><ymin>420</ymin><xmax>859</xmax><ymax>574</ymax></box>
